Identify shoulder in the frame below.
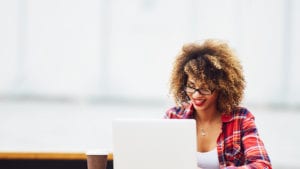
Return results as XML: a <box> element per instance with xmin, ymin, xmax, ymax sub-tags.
<box><xmin>164</xmin><ymin>103</ymin><xmax>194</xmax><ymax>119</ymax></box>
<box><xmin>222</xmin><ymin>107</ymin><xmax>255</xmax><ymax>122</ymax></box>
<box><xmin>233</xmin><ymin>107</ymin><xmax>255</xmax><ymax>119</ymax></box>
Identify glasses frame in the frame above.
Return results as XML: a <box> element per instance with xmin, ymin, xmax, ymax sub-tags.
<box><xmin>185</xmin><ymin>86</ymin><xmax>215</xmax><ymax>95</ymax></box>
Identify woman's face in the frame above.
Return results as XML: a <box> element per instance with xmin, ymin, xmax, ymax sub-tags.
<box><xmin>185</xmin><ymin>77</ymin><xmax>218</xmax><ymax>113</ymax></box>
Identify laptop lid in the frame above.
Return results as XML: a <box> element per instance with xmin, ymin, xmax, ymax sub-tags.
<box><xmin>112</xmin><ymin>119</ymin><xmax>197</xmax><ymax>169</ymax></box>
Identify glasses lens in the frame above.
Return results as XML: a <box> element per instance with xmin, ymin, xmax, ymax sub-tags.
<box><xmin>199</xmin><ymin>89</ymin><xmax>212</xmax><ymax>95</ymax></box>
<box><xmin>185</xmin><ymin>87</ymin><xmax>195</xmax><ymax>93</ymax></box>
<box><xmin>185</xmin><ymin>86</ymin><xmax>214</xmax><ymax>95</ymax></box>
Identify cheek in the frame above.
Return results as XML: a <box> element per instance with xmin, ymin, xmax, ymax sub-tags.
<box><xmin>186</xmin><ymin>92</ymin><xmax>192</xmax><ymax>97</ymax></box>
<box><xmin>209</xmin><ymin>93</ymin><xmax>219</xmax><ymax>102</ymax></box>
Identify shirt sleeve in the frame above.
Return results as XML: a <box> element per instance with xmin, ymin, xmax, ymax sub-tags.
<box><xmin>164</xmin><ymin>106</ymin><xmax>181</xmax><ymax>119</ymax></box>
<box><xmin>229</xmin><ymin>112</ymin><xmax>272</xmax><ymax>169</ymax></box>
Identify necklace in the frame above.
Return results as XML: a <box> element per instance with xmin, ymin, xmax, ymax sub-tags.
<box><xmin>195</xmin><ymin>112</ymin><xmax>222</xmax><ymax>137</ymax></box>
<box><xmin>200</xmin><ymin>128</ymin><xmax>206</xmax><ymax>136</ymax></box>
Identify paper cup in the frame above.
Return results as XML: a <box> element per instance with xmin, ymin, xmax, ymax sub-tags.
<box><xmin>86</xmin><ymin>150</ymin><xmax>109</xmax><ymax>169</ymax></box>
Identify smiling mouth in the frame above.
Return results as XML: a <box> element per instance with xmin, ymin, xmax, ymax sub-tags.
<box><xmin>193</xmin><ymin>99</ymin><xmax>205</xmax><ymax>106</ymax></box>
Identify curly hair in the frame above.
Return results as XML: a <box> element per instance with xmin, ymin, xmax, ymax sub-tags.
<box><xmin>169</xmin><ymin>39</ymin><xmax>245</xmax><ymax>114</ymax></box>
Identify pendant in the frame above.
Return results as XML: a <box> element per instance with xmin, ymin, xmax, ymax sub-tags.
<box><xmin>200</xmin><ymin>128</ymin><xmax>206</xmax><ymax>136</ymax></box>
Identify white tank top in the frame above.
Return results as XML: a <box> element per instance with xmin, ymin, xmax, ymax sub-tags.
<box><xmin>197</xmin><ymin>148</ymin><xmax>219</xmax><ymax>169</ymax></box>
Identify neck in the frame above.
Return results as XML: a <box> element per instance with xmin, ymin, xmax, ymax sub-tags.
<box><xmin>195</xmin><ymin>108</ymin><xmax>220</xmax><ymax>124</ymax></box>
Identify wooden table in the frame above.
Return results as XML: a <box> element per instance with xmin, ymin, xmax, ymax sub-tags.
<box><xmin>0</xmin><ymin>152</ymin><xmax>113</xmax><ymax>169</ymax></box>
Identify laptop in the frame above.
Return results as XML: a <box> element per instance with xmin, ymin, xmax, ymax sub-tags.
<box><xmin>112</xmin><ymin>119</ymin><xmax>197</xmax><ymax>169</ymax></box>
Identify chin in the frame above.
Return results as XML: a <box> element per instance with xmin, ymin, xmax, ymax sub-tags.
<box><xmin>193</xmin><ymin>104</ymin><xmax>205</xmax><ymax>111</ymax></box>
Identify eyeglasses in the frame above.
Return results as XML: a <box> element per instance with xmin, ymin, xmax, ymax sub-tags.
<box><xmin>185</xmin><ymin>86</ymin><xmax>214</xmax><ymax>95</ymax></box>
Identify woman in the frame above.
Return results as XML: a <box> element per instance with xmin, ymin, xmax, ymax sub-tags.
<box><xmin>165</xmin><ymin>39</ymin><xmax>272</xmax><ymax>169</ymax></box>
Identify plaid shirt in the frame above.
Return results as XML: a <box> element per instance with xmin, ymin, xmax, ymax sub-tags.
<box><xmin>164</xmin><ymin>103</ymin><xmax>272</xmax><ymax>169</ymax></box>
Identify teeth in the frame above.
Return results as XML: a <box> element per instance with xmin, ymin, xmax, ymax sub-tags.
<box><xmin>194</xmin><ymin>99</ymin><xmax>204</xmax><ymax>104</ymax></box>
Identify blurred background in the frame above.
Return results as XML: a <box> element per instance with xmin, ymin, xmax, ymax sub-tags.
<box><xmin>0</xmin><ymin>0</ymin><xmax>299</xmax><ymax>168</ymax></box>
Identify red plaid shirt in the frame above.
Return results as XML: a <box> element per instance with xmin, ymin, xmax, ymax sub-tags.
<box><xmin>164</xmin><ymin>103</ymin><xmax>272</xmax><ymax>169</ymax></box>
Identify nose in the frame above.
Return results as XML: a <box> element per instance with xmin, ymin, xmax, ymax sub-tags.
<box><xmin>193</xmin><ymin>89</ymin><xmax>203</xmax><ymax>96</ymax></box>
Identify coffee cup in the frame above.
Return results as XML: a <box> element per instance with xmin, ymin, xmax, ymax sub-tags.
<box><xmin>86</xmin><ymin>150</ymin><xmax>109</xmax><ymax>169</ymax></box>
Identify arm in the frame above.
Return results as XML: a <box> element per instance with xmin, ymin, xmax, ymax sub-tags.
<box><xmin>164</xmin><ymin>106</ymin><xmax>185</xmax><ymax>119</ymax></box>
<box><xmin>164</xmin><ymin>103</ymin><xmax>194</xmax><ymax>119</ymax></box>
<box><xmin>228</xmin><ymin>112</ymin><xmax>272</xmax><ymax>169</ymax></box>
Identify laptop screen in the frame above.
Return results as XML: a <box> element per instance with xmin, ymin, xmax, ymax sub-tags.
<box><xmin>112</xmin><ymin>119</ymin><xmax>197</xmax><ymax>169</ymax></box>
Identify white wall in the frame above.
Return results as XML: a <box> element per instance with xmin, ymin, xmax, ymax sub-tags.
<box><xmin>0</xmin><ymin>0</ymin><xmax>299</xmax><ymax>106</ymax></box>
<box><xmin>288</xmin><ymin>0</ymin><xmax>300</xmax><ymax>106</ymax></box>
<box><xmin>0</xmin><ymin>0</ymin><xmax>19</xmax><ymax>94</ymax></box>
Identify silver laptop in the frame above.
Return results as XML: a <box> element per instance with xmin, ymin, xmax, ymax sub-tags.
<box><xmin>112</xmin><ymin>119</ymin><xmax>197</xmax><ymax>169</ymax></box>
